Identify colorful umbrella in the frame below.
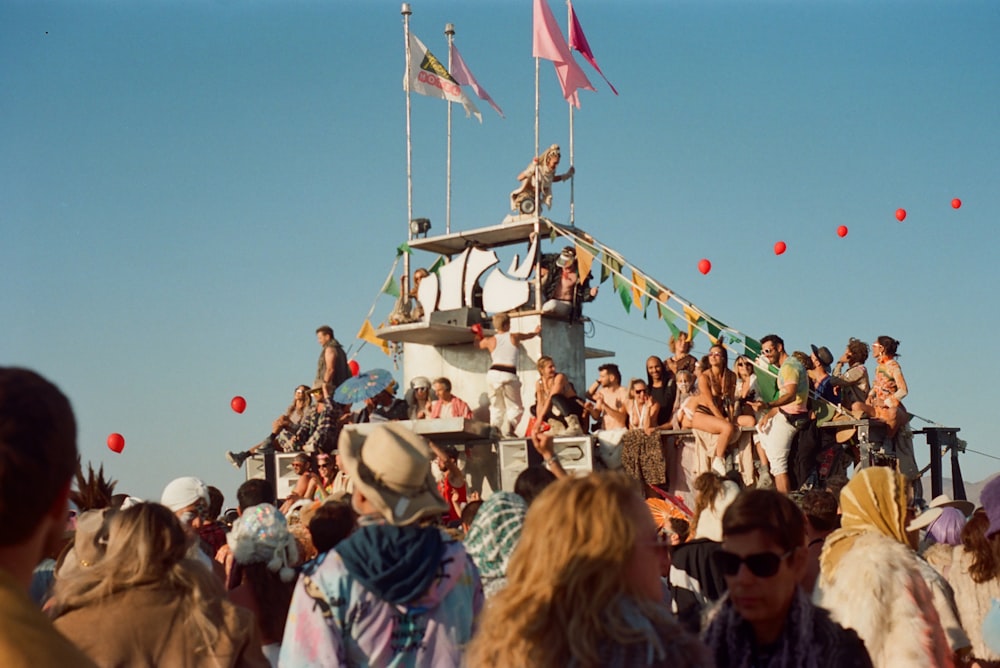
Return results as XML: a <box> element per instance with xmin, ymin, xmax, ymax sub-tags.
<box><xmin>333</xmin><ymin>368</ymin><xmax>396</xmax><ymax>405</ymax></box>
<box><xmin>646</xmin><ymin>496</ymin><xmax>693</xmax><ymax>531</ymax></box>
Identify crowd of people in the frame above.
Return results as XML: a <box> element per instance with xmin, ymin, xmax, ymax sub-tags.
<box><xmin>6</xmin><ymin>364</ymin><xmax>1000</xmax><ymax>667</ymax></box>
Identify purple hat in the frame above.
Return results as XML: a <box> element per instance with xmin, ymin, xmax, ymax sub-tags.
<box><xmin>982</xmin><ymin>476</ymin><xmax>1000</xmax><ymax>539</ymax></box>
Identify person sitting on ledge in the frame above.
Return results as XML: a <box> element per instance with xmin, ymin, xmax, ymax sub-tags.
<box><xmin>539</xmin><ymin>246</ymin><xmax>598</xmax><ymax>320</ymax></box>
<box><xmin>426</xmin><ymin>377</ymin><xmax>473</xmax><ymax>420</ymax></box>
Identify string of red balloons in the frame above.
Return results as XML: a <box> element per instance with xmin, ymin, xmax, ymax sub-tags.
<box><xmin>697</xmin><ymin>198</ymin><xmax>962</xmax><ymax>275</ymax></box>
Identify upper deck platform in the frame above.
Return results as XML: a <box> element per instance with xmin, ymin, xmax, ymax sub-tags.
<box><xmin>407</xmin><ymin>216</ymin><xmax>576</xmax><ymax>255</ymax></box>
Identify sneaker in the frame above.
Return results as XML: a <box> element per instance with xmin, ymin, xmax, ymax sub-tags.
<box><xmin>226</xmin><ymin>451</ymin><xmax>249</xmax><ymax>469</ymax></box>
<box><xmin>711</xmin><ymin>456</ymin><xmax>728</xmax><ymax>477</ymax></box>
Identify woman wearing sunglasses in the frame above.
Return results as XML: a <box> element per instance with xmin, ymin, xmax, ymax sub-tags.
<box><xmin>620</xmin><ymin>379</ymin><xmax>668</xmax><ymax>492</ymax></box>
<box><xmin>703</xmin><ymin>489</ymin><xmax>872</xmax><ymax>668</ymax></box>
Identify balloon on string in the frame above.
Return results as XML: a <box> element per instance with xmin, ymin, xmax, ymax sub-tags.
<box><xmin>774</xmin><ymin>241</ymin><xmax>787</xmax><ymax>255</ymax></box>
<box><xmin>107</xmin><ymin>433</ymin><xmax>125</xmax><ymax>454</ymax></box>
<box><xmin>230</xmin><ymin>396</ymin><xmax>247</xmax><ymax>414</ymax></box>
<box><xmin>952</xmin><ymin>198</ymin><xmax>962</xmax><ymax>209</ymax></box>
<box><xmin>895</xmin><ymin>208</ymin><xmax>906</xmax><ymax>222</ymax></box>
<box><xmin>698</xmin><ymin>258</ymin><xmax>712</xmax><ymax>275</ymax></box>
<box><xmin>837</xmin><ymin>225</ymin><xmax>848</xmax><ymax>238</ymax></box>
<box><xmin>348</xmin><ymin>360</ymin><xmax>360</xmax><ymax>377</ymax></box>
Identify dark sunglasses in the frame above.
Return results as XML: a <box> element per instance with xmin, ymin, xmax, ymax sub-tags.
<box><xmin>712</xmin><ymin>549</ymin><xmax>793</xmax><ymax>578</ymax></box>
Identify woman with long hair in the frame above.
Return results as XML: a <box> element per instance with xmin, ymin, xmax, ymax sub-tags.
<box><xmin>674</xmin><ymin>364</ymin><xmax>736</xmax><ymax>476</ymax></box>
<box><xmin>666</xmin><ymin>333</ymin><xmax>697</xmax><ymax>377</ymax></box>
<box><xmin>860</xmin><ymin>336</ymin><xmax>908</xmax><ymax>436</ymax></box>
<box><xmin>943</xmin><ymin>482</ymin><xmax>1000</xmax><ymax>665</ymax></box>
<box><xmin>51</xmin><ymin>502</ymin><xmax>268</xmax><ymax>667</ymax></box>
<box><xmin>620</xmin><ymin>379</ymin><xmax>667</xmax><ymax>493</ymax></box>
<box><xmin>313</xmin><ymin>453</ymin><xmax>336</xmax><ymax>501</ymax></box>
<box><xmin>830</xmin><ymin>338</ymin><xmax>870</xmax><ymax>410</ymax></box>
<box><xmin>285</xmin><ymin>385</ymin><xmax>315</xmax><ymax>425</ymax></box>
<box><xmin>466</xmin><ymin>473</ymin><xmax>708</xmax><ymax>667</ymax></box>
<box><xmin>700</xmin><ymin>344</ymin><xmax>738</xmax><ymax>420</ymax></box>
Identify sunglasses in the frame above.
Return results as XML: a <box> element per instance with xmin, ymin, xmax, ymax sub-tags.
<box><xmin>712</xmin><ymin>549</ymin><xmax>793</xmax><ymax>578</ymax></box>
<box><xmin>634</xmin><ymin>388</ymin><xmax>648</xmax><ymax>395</ymax></box>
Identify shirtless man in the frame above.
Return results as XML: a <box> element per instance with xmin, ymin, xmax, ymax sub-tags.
<box><xmin>532</xmin><ymin>356</ymin><xmax>584</xmax><ymax>438</ymax></box>
<box><xmin>280</xmin><ymin>454</ymin><xmax>319</xmax><ymax>513</ymax></box>
<box><xmin>585</xmin><ymin>363</ymin><xmax>629</xmax><ymax>431</ymax></box>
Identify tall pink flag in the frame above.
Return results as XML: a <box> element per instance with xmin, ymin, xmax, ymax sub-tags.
<box><xmin>449</xmin><ymin>43</ymin><xmax>505</xmax><ymax>118</ymax></box>
<box><xmin>568</xmin><ymin>0</ymin><xmax>618</xmax><ymax>95</ymax></box>
<box><xmin>532</xmin><ymin>0</ymin><xmax>594</xmax><ymax>108</ymax></box>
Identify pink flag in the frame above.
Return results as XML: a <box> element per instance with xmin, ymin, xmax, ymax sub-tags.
<box><xmin>532</xmin><ymin>0</ymin><xmax>594</xmax><ymax>108</ymax></box>
<box><xmin>449</xmin><ymin>43</ymin><xmax>504</xmax><ymax>118</ymax></box>
<box><xmin>568</xmin><ymin>1</ymin><xmax>618</xmax><ymax>95</ymax></box>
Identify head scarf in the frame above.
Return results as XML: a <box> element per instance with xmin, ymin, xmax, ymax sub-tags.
<box><xmin>820</xmin><ymin>467</ymin><xmax>909</xmax><ymax>576</ymax></box>
<box><xmin>927</xmin><ymin>507</ymin><xmax>966</xmax><ymax>546</ymax></box>
<box><xmin>463</xmin><ymin>491</ymin><xmax>527</xmax><ymax>597</ymax></box>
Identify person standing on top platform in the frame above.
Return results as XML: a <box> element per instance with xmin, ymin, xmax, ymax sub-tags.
<box><xmin>314</xmin><ymin>325</ymin><xmax>350</xmax><ymax>401</ymax></box>
<box><xmin>475</xmin><ymin>312</ymin><xmax>540</xmax><ymax>438</ymax></box>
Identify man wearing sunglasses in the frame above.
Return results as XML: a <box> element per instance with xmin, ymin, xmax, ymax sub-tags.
<box><xmin>702</xmin><ymin>489</ymin><xmax>872</xmax><ymax>667</ymax></box>
<box><xmin>752</xmin><ymin>334</ymin><xmax>810</xmax><ymax>493</ymax></box>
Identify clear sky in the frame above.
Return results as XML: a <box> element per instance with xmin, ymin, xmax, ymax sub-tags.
<box><xmin>3</xmin><ymin>0</ymin><xmax>998</xmax><ymax>502</ymax></box>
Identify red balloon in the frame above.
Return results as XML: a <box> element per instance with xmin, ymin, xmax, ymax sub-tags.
<box><xmin>837</xmin><ymin>225</ymin><xmax>848</xmax><ymax>238</ymax></box>
<box><xmin>231</xmin><ymin>396</ymin><xmax>247</xmax><ymax>414</ymax></box>
<box><xmin>107</xmin><ymin>433</ymin><xmax>125</xmax><ymax>453</ymax></box>
<box><xmin>348</xmin><ymin>360</ymin><xmax>360</xmax><ymax>377</ymax></box>
<box><xmin>773</xmin><ymin>241</ymin><xmax>787</xmax><ymax>256</ymax></box>
<box><xmin>698</xmin><ymin>258</ymin><xmax>712</xmax><ymax>275</ymax></box>
<box><xmin>951</xmin><ymin>198</ymin><xmax>962</xmax><ymax>209</ymax></box>
<box><xmin>895</xmin><ymin>208</ymin><xmax>906</xmax><ymax>221</ymax></box>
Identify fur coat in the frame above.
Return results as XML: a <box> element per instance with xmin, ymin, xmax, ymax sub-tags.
<box><xmin>814</xmin><ymin>531</ymin><xmax>954</xmax><ymax>668</ymax></box>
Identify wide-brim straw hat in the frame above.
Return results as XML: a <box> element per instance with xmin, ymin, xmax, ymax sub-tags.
<box><xmin>338</xmin><ymin>423</ymin><xmax>447</xmax><ymax>526</ymax></box>
<box><xmin>907</xmin><ymin>506</ymin><xmax>944</xmax><ymax>532</ymax></box>
<box><xmin>926</xmin><ymin>494</ymin><xmax>975</xmax><ymax>518</ymax></box>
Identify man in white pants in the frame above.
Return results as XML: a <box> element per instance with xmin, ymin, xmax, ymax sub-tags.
<box><xmin>475</xmin><ymin>312</ymin><xmax>540</xmax><ymax>438</ymax></box>
<box><xmin>752</xmin><ymin>334</ymin><xmax>809</xmax><ymax>494</ymax></box>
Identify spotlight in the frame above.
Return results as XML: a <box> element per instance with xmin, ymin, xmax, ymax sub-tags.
<box><xmin>409</xmin><ymin>217</ymin><xmax>432</xmax><ymax>238</ymax></box>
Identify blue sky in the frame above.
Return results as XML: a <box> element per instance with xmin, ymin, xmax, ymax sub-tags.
<box><xmin>3</xmin><ymin>0</ymin><xmax>998</xmax><ymax>502</ymax></box>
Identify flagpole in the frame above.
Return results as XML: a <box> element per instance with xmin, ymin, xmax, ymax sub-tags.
<box><xmin>566</xmin><ymin>0</ymin><xmax>575</xmax><ymax>227</ymax></box>
<box><xmin>533</xmin><ymin>54</ymin><xmax>542</xmax><ymax>312</ymax></box>
<box><xmin>402</xmin><ymin>3</ymin><xmax>413</xmax><ymax>301</ymax></box>
<box><xmin>445</xmin><ymin>23</ymin><xmax>455</xmax><ymax>235</ymax></box>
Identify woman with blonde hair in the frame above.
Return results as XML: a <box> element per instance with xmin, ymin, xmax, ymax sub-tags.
<box><xmin>52</xmin><ymin>502</ymin><xmax>268</xmax><ymax>667</ymax></box>
<box><xmin>466</xmin><ymin>472</ymin><xmax>709</xmax><ymax>667</ymax></box>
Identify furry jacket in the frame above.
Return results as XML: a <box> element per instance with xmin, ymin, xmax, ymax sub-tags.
<box><xmin>814</xmin><ymin>531</ymin><xmax>955</xmax><ymax>668</ymax></box>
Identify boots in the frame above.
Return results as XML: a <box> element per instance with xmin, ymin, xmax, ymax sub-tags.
<box><xmin>226</xmin><ymin>450</ymin><xmax>250</xmax><ymax>469</ymax></box>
